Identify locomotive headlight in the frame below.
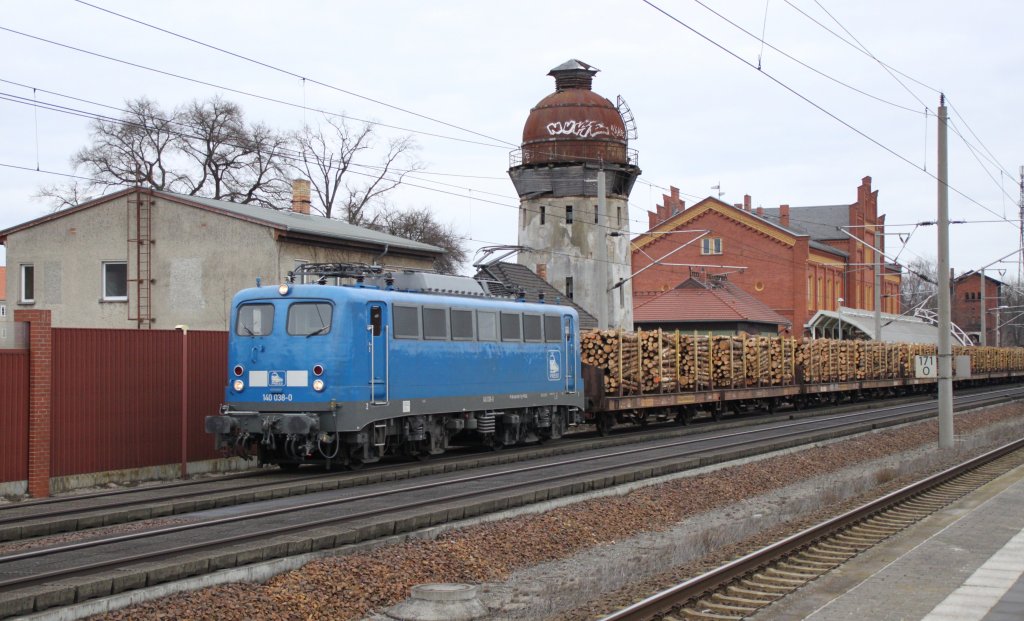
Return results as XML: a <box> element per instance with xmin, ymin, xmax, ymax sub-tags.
<box><xmin>312</xmin><ymin>379</ymin><xmax>325</xmax><ymax>392</ymax></box>
<box><xmin>278</xmin><ymin>283</ymin><xmax>290</xmax><ymax>296</ymax></box>
<box><xmin>233</xmin><ymin>379</ymin><xmax>245</xmax><ymax>392</ymax></box>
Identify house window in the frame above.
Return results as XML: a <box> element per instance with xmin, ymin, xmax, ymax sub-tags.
<box><xmin>701</xmin><ymin>238</ymin><xmax>723</xmax><ymax>255</ymax></box>
<box><xmin>20</xmin><ymin>264</ymin><xmax>34</xmax><ymax>303</ymax></box>
<box><xmin>103</xmin><ymin>261</ymin><xmax>128</xmax><ymax>301</ymax></box>
<box><xmin>565</xmin><ymin>205</ymin><xmax>573</xmax><ymax>225</ymax></box>
<box><xmin>565</xmin><ymin>276</ymin><xmax>574</xmax><ymax>300</ymax></box>
<box><xmin>0</xmin><ymin>303</ymin><xmax>6</xmax><ymax>318</ymax></box>
<box><xmin>540</xmin><ymin>205</ymin><xmax>546</xmax><ymax>225</ymax></box>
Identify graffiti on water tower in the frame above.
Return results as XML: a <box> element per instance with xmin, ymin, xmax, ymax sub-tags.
<box><xmin>546</xmin><ymin>119</ymin><xmax>625</xmax><ymax>140</ymax></box>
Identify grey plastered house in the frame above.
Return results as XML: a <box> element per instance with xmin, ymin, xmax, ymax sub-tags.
<box><xmin>0</xmin><ymin>186</ymin><xmax>443</xmax><ymax>330</ymax></box>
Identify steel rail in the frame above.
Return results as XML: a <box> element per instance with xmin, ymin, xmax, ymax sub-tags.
<box><xmin>4</xmin><ymin>384</ymin><xmax>1020</xmax><ymax>541</ymax></box>
<box><xmin>600</xmin><ymin>437</ymin><xmax>1024</xmax><ymax>621</ymax></box>
<box><xmin>1</xmin><ymin>387</ymin><xmax>1020</xmax><ymax>593</ymax></box>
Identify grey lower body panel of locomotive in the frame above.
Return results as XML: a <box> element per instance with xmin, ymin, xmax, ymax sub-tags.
<box><xmin>205</xmin><ymin>390</ymin><xmax>585</xmax><ymax>466</ymax></box>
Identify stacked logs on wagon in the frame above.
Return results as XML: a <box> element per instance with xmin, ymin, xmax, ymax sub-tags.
<box><xmin>580</xmin><ymin>329</ymin><xmax>1024</xmax><ymax>397</ymax></box>
<box><xmin>580</xmin><ymin>330</ymin><xmax>800</xmax><ymax>395</ymax></box>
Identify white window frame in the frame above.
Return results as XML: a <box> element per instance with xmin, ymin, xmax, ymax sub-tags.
<box><xmin>20</xmin><ymin>264</ymin><xmax>34</xmax><ymax>304</ymax></box>
<box><xmin>701</xmin><ymin>238</ymin><xmax>723</xmax><ymax>255</ymax></box>
<box><xmin>0</xmin><ymin>303</ymin><xmax>6</xmax><ymax>318</ymax></box>
<box><xmin>102</xmin><ymin>261</ymin><xmax>129</xmax><ymax>301</ymax></box>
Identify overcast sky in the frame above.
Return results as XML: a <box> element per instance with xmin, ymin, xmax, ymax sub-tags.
<box><xmin>2</xmin><ymin>0</ymin><xmax>1022</xmax><ymax>280</ymax></box>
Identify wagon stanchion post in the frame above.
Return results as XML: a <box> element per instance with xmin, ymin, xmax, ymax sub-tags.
<box><xmin>175</xmin><ymin>324</ymin><xmax>189</xmax><ymax>479</ymax></box>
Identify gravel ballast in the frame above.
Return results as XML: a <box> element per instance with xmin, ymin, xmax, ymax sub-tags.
<box><xmin>79</xmin><ymin>403</ymin><xmax>1024</xmax><ymax>621</ymax></box>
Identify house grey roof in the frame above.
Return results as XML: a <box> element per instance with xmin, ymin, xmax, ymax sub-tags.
<box><xmin>760</xmin><ymin>204</ymin><xmax>849</xmax><ymax>241</ymax></box>
<box><xmin>0</xmin><ymin>188</ymin><xmax>444</xmax><ymax>256</ymax></box>
<box><xmin>474</xmin><ymin>261</ymin><xmax>599</xmax><ymax>329</ymax></box>
<box><xmin>169</xmin><ymin>192</ymin><xmax>443</xmax><ymax>254</ymax></box>
<box><xmin>757</xmin><ymin>204</ymin><xmax>851</xmax><ymax>258</ymax></box>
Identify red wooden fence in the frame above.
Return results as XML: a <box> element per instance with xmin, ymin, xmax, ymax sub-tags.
<box><xmin>0</xmin><ymin>351</ymin><xmax>29</xmax><ymax>483</ymax></box>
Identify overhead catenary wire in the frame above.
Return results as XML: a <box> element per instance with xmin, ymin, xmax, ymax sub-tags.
<box><xmin>640</xmin><ymin>0</ymin><xmax>1019</xmax><ymax>232</ymax></box>
<box><xmin>0</xmin><ymin>25</ymin><xmax>509</xmax><ymax>150</ymax></box>
<box><xmin>70</xmin><ymin>0</ymin><xmax>517</xmax><ymax>148</ymax></box>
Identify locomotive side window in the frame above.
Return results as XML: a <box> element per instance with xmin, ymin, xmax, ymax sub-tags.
<box><xmin>523</xmin><ymin>314</ymin><xmax>542</xmax><ymax>342</ymax></box>
<box><xmin>451</xmin><ymin>309</ymin><xmax>474</xmax><ymax>340</ymax></box>
<box><xmin>287</xmin><ymin>302</ymin><xmax>333</xmax><ymax>336</ymax></box>
<box><xmin>394</xmin><ymin>305</ymin><xmax>420</xmax><ymax>339</ymax></box>
<box><xmin>236</xmin><ymin>304</ymin><xmax>275</xmax><ymax>336</ymax></box>
<box><xmin>477</xmin><ymin>311</ymin><xmax>498</xmax><ymax>341</ymax></box>
<box><xmin>500</xmin><ymin>312</ymin><xmax>522</xmax><ymax>342</ymax></box>
<box><xmin>369</xmin><ymin>305</ymin><xmax>382</xmax><ymax>336</ymax></box>
<box><xmin>422</xmin><ymin>307</ymin><xmax>449</xmax><ymax>340</ymax></box>
<box><xmin>544</xmin><ymin>315</ymin><xmax>562</xmax><ymax>342</ymax></box>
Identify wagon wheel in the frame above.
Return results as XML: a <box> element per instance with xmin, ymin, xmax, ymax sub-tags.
<box><xmin>596</xmin><ymin>413</ymin><xmax>614</xmax><ymax>437</ymax></box>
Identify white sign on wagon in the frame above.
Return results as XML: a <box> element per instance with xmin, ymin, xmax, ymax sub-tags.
<box><xmin>914</xmin><ymin>355</ymin><xmax>972</xmax><ymax>379</ymax></box>
<box><xmin>915</xmin><ymin>355</ymin><xmax>937</xmax><ymax>378</ymax></box>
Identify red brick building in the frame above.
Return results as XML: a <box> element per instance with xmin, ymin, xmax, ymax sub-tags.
<box><xmin>632</xmin><ymin>177</ymin><xmax>901</xmax><ymax>335</ymax></box>
<box><xmin>951</xmin><ymin>271</ymin><xmax>1003</xmax><ymax>346</ymax></box>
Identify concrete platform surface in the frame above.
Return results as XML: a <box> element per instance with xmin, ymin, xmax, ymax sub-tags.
<box><xmin>755</xmin><ymin>460</ymin><xmax>1024</xmax><ymax>620</ymax></box>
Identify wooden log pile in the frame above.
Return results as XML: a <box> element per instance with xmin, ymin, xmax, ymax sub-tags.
<box><xmin>580</xmin><ymin>330</ymin><xmax>800</xmax><ymax>395</ymax></box>
<box><xmin>579</xmin><ymin>329</ymin><xmax>1024</xmax><ymax>397</ymax></box>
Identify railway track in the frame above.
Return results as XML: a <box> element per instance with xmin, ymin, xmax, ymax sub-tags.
<box><xmin>600</xmin><ymin>438</ymin><xmax>1024</xmax><ymax>621</ymax></box>
<box><xmin>2</xmin><ymin>384</ymin><xmax>1021</xmax><ymax>548</ymax></box>
<box><xmin>1</xmin><ymin>386</ymin><xmax>1023</xmax><ymax>618</ymax></box>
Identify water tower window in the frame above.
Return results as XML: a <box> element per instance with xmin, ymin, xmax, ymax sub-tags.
<box><xmin>566</xmin><ymin>276</ymin><xmax>574</xmax><ymax>300</ymax></box>
<box><xmin>565</xmin><ymin>205</ymin><xmax>573</xmax><ymax>224</ymax></box>
<box><xmin>594</xmin><ymin>204</ymin><xmax>599</xmax><ymax>224</ymax></box>
<box><xmin>617</xmin><ymin>206</ymin><xmax>622</xmax><ymax>226</ymax></box>
<box><xmin>540</xmin><ymin>205</ymin><xmax>546</xmax><ymax>225</ymax></box>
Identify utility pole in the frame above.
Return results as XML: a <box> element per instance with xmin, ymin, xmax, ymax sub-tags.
<box><xmin>1019</xmin><ymin>165</ymin><xmax>1023</xmax><ymax>285</ymax></box>
<box><xmin>937</xmin><ymin>95</ymin><xmax>954</xmax><ymax>449</ymax></box>
<box><xmin>874</xmin><ymin>228</ymin><xmax>882</xmax><ymax>340</ymax></box>
<box><xmin>980</xmin><ymin>268</ymin><xmax>986</xmax><ymax>346</ymax></box>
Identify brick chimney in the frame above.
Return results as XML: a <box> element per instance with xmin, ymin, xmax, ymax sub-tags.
<box><xmin>743</xmin><ymin>194</ymin><xmax>751</xmax><ymax>211</ymax></box>
<box><xmin>291</xmin><ymin>179</ymin><xmax>311</xmax><ymax>215</ymax></box>
<box><xmin>779</xmin><ymin>204</ymin><xmax>790</xmax><ymax>227</ymax></box>
<box><xmin>755</xmin><ymin>206</ymin><xmax>764</xmax><ymax>216</ymax></box>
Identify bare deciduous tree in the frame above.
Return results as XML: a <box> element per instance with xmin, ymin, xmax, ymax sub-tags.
<box><xmin>899</xmin><ymin>256</ymin><xmax>938</xmax><ymax>313</ymax></box>
<box><xmin>38</xmin><ymin>96</ymin><xmax>289</xmax><ymax>209</ymax></box>
<box><xmin>373</xmin><ymin>204</ymin><xmax>468</xmax><ymax>274</ymax></box>
<box><xmin>291</xmin><ymin>116</ymin><xmax>423</xmax><ymax>224</ymax></box>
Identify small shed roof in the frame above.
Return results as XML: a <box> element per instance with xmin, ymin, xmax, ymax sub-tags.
<box><xmin>634</xmin><ymin>278</ymin><xmax>791</xmax><ymax>327</ymax></box>
<box><xmin>473</xmin><ymin>261</ymin><xmax>599</xmax><ymax>329</ymax></box>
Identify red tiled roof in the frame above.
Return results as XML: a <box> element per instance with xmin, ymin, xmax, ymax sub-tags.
<box><xmin>633</xmin><ymin>278</ymin><xmax>791</xmax><ymax>327</ymax></box>
<box><xmin>0</xmin><ymin>266</ymin><xmax>5</xmax><ymax>300</ymax></box>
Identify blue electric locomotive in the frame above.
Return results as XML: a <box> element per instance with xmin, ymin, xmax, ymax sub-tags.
<box><xmin>205</xmin><ymin>264</ymin><xmax>583</xmax><ymax>468</ymax></box>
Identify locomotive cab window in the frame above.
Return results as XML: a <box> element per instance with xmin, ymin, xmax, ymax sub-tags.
<box><xmin>287</xmin><ymin>302</ymin><xmax>332</xmax><ymax>337</ymax></box>
<box><xmin>500</xmin><ymin>312</ymin><xmax>522</xmax><ymax>342</ymax></box>
<box><xmin>422</xmin><ymin>307</ymin><xmax>449</xmax><ymax>340</ymax></box>
<box><xmin>544</xmin><ymin>315</ymin><xmax>562</xmax><ymax>342</ymax></box>
<box><xmin>394</xmin><ymin>305</ymin><xmax>420</xmax><ymax>339</ymax></box>
<box><xmin>451</xmin><ymin>309</ymin><xmax>474</xmax><ymax>340</ymax></box>
<box><xmin>523</xmin><ymin>314</ymin><xmax>542</xmax><ymax>342</ymax></box>
<box><xmin>477</xmin><ymin>311</ymin><xmax>498</xmax><ymax>341</ymax></box>
<box><xmin>236</xmin><ymin>304</ymin><xmax>275</xmax><ymax>336</ymax></box>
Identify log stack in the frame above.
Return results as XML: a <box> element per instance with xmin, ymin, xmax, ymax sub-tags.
<box><xmin>580</xmin><ymin>329</ymin><xmax>1022</xmax><ymax>397</ymax></box>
